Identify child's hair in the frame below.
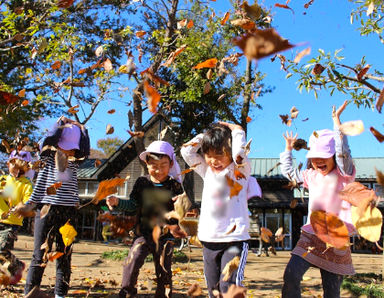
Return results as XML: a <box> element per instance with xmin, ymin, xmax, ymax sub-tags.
<box><xmin>9</xmin><ymin>158</ymin><xmax>29</xmax><ymax>176</ymax></box>
<box><xmin>201</xmin><ymin>123</ymin><xmax>232</xmax><ymax>155</ymax></box>
<box><xmin>146</xmin><ymin>153</ymin><xmax>171</xmax><ymax>163</ymax></box>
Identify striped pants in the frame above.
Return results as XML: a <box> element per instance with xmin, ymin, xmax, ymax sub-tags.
<box><xmin>201</xmin><ymin>240</ymin><xmax>248</xmax><ymax>297</ymax></box>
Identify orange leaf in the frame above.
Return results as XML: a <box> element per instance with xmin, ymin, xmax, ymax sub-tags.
<box><xmin>225</xmin><ymin>224</ymin><xmax>236</xmax><ymax>235</ymax></box>
<box><xmin>127</xmin><ymin>130</ymin><xmax>145</xmax><ymax>138</ymax></box>
<box><xmin>18</xmin><ymin>89</ymin><xmax>26</xmax><ymax>98</ymax></box>
<box><xmin>180</xmin><ymin>162</ymin><xmax>201</xmax><ymax>176</ymax></box>
<box><xmin>246</xmin><ymin>116</ymin><xmax>252</xmax><ymax>123</ymax></box>
<box><xmin>141</xmin><ymin>68</ymin><xmax>170</xmax><ymax>87</ymax></box>
<box><xmin>357</xmin><ymin>64</ymin><xmax>370</xmax><ymax>81</ymax></box>
<box><xmin>144</xmin><ymin>81</ymin><xmax>161</xmax><ymax>114</ymax></box>
<box><xmin>310</xmin><ymin>210</ymin><xmax>349</xmax><ymax>249</ymax></box>
<box><xmin>221</xmin><ymin>12</ymin><xmax>230</xmax><ymax>25</ymax></box>
<box><xmin>107</xmin><ymin>109</ymin><xmax>115</xmax><ymax>114</ymax></box>
<box><xmin>293</xmin><ymin>47</ymin><xmax>311</xmax><ymax>63</ymax></box>
<box><xmin>0</xmin><ymin>91</ymin><xmax>20</xmax><ymax>105</ymax></box>
<box><xmin>260</xmin><ymin>227</ymin><xmax>272</xmax><ymax>243</ymax></box>
<box><xmin>275</xmin><ymin>3</ymin><xmax>294</xmax><ymax>13</ymax></box>
<box><xmin>135</xmin><ymin>31</ymin><xmax>146</xmax><ymax>38</ymax></box>
<box><xmin>47</xmin><ymin>251</ymin><xmax>64</xmax><ymax>262</ymax></box>
<box><xmin>47</xmin><ymin>182</ymin><xmax>62</xmax><ymax>195</ymax></box>
<box><xmin>51</xmin><ymin>60</ymin><xmax>62</xmax><ymax>70</ymax></box>
<box><xmin>187</xmin><ymin>20</ymin><xmax>194</xmax><ymax>29</ymax></box>
<box><xmin>339</xmin><ymin>182</ymin><xmax>376</xmax><ymax>217</ymax></box>
<box><xmin>193</xmin><ymin>58</ymin><xmax>218</xmax><ymax>69</ymax></box>
<box><xmin>279</xmin><ymin>114</ymin><xmax>291</xmax><ymax>126</ymax></box>
<box><xmin>57</xmin><ymin>0</ymin><xmax>74</xmax><ymax>8</ymax></box>
<box><xmin>370</xmin><ymin>127</ymin><xmax>384</xmax><ymax>143</ymax></box>
<box><xmin>21</xmin><ymin>99</ymin><xmax>29</xmax><ymax>106</ymax></box>
<box><xmin>234</xmin><ymin>169</ymin><xmax>246</xmax><ymax>180</ymax></box>
<box><xmin>376</xmin><ymin>87</ymin><xmax>384</xmax><ymax>113</ymax></box>
<box><xmin>181</xmin><ymin>142</ymin><xmax>199</xmax><ymax>147</ymax></box>
<box><xmin>94</xmin><ymin>159</ymin><xmax>102</xmax><ymax>167</ymax></box>
<box><xmin>92</xmin><ymin>178</ymin><xmax>125</xmax><ymax>204</ymax></box>
<box><xmin>162</xmin><ymin>45</ymin><xmax>187</xmax><ymax>67</ymax></box>
<box><xmin>67</xmin><ymin>104</ymin><xmax>79</xmax><ymax>115</ymax></box>
<box><xmin>225</xmin><ymin>175</ymin><xmax>243</xmax><ymax>198</ymax></box>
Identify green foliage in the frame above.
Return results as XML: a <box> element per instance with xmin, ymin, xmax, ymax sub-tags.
<box><xmin>97</xmin><ymin>137</ymin><xmax>124</xmax><ymax>157</ymax></box>
<box><xmin>341</xmin><ymin>273</ymin><xmax>384</xmax><ymax>297</ymax></box>
<box><xmin>101</xmin><ymin>248</ymin><xmax>188</xmax><ymax>263</ymax></box>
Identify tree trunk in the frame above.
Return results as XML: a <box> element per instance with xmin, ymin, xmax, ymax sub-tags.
<box><xmin>241</xmin><ymin>59</ymin><xmax>252</xmax><ymax>136</ymax></box>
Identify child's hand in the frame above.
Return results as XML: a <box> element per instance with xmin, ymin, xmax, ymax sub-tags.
<box><xmin>283</xmin><ymin>131</ymin><xmax>298</xmax><ymax>151</ymax></box>
<box><xmin>218</xmin><ymin>121</ymin><xmax>243</xmax><ymax>131</ymax></box>
<box><xmin>106</xmin><ymin>196</ymin><xmax>119</xmax><ymax>210</ymax></box>
<box><xmin>332</xmin><ymin>100</ymin><xmax>348</xmax><ymax>128</ymax></box>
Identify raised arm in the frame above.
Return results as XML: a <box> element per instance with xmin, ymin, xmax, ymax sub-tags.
<box><xmin>180</xmin><ymin>134</ymin><xmax>207</xmax><ymax>178</ymax></box>
<box><xmin>332</xmin><ymin>101</ymin><xmax>355</xmax><ymax>176</ymax></box>
<box><xmin>279</xmin><ymin>131</ymin><xmax>304</xmax><ymax>183</ymax></box>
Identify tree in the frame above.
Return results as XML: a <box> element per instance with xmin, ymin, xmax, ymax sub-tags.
<box><xmin>97</xmin><ymin>137</ymin><xmax>124</xmax><ymax>157</ymax></box>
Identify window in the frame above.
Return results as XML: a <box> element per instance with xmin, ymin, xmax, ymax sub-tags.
<box><xmin>78</xmin><ymin>182</ymin><xmax>86</xmax><ymax>195</ymax></box>
<box><xmin>374</xmin><ymin>183</ymin><xmax>384</xmax><ymax>197</ymax></box>
<box><xmin>87</xmin><ymin>182</ymin><xmax>99</xmax><ymax>195</ymax></box>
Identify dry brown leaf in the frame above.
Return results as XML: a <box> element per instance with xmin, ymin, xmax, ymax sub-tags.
<box><xmin>0</xmin><ymin>91</ymin><xmax>20</xmax><ymax>105</ymax></box>
<box><xmin>47</xmin><ymin>251</ymin><xmax>64</xmax><ymax>262</ymax></box>
<box><xmin>128</xmin><ymin>130</ymin><xmax>145</xmax><ymax>138</ymax></box>
<box><xmin>225</xmin><ymin>224</ymin><xmax>236</xmax><ymax>235</ymax></box>
<box><xmin>67</xmin><ymin>104</ymin><xmax>79</xmax><ymax>115</ymax></box>
<box><xmin>144</xmin><ymin>80</ymin><xmax>161</xmax><ymax>114</ymax></box>
<box><xmin>240</xmin><ymin>1</ymin><xmax>262</xmax><ymax>19</ymax></box>
<box><xmin>193</xmin><ymin>58</ymin><xmax>218</xmax><ymax>69</ymax></box>
<box><xmin>275</xmin><ymin>3</ymin><xmax>294</xmax><ymax>13</ymax></box>
<box><xmin>304</xmin><ymin>0</ymin><xmax>315</xmax><ymax>9</ymax></box>
<box><xmin>152</xmin><ymin>225</ymin><xmax>161</xmax><ymax>251</ymax></box>
<box><xmin>233</xmin><ymin>28</ymin><xmax>295</xmax><ymax>60</ymax></box>
<box><xmin>275</xmin><ymin>227</ymin><xmax>285</xmax><ymax>242</ymax></box>
<box><xmin>206</xmin><ymin>69</ymin><xmax>213</xmax><ymax>80</ymax></box>
<box><xmin>292</xmin><ymin>138</ymin><xmax>309</xmax><ymax>151</ymax></box>
<box><xmin>225</xmin><ymin>175</ymin><xmax>243</xmax><ymax>198</ymax></box>
<box><xmin>370</xmin><ymin>126</ymin><xmax>384</xmax><ymax>143</ymax></box>
<box><xmin>106</xmin><ymin>124</ymin><xmax>114</xmax><ymax>135</ymax></box>
<box><xmin>357</xmin><ymin>64</ymin><xmax>370</xmax><ymax>81</ymax></box>
<box><xmin>40</xmin><ymin>204</ymin><xmax>51</xmax><ymax>219</ymax></box>
<box><xmin>162</xmin><ymin>45</ymin><xmax>187</xmax><ymax>67</ymax></box>
<box><xmin>290</xmin><ymin>106</ymin><xmax>299</xmax><ymax>119</ymax></box>
<box><xmin>180</xmin><ymin>218</ymin><xmax>199</xmax><ymax>236</ymax></box>
<box><xmin>92</xmin><ymin>178</ymin><xmax>125</xmax><ymax>204</ymax></box>
<box><xmin>339</xmin><ymin>120</ymin><xmax>364</xmax><ymax>136</ymax></box>
<box><xmin>1</xmin><ymin>139</ymin><xmax>11</xmax><ymax>154</ymax></box>
<box><xmin>94</xmin><ymin>159</ymin><xmax>102</xmax><ymax>167</ymax></box>
<box><xmin>174</xmin><ymin>192</ymin><xmax>192</xmax><ymax>219</ymax></box>
<box><xmin>51</xmin><ymin>60</ymin><xmax>62</xmax><ymax>70</ymax></box>
<box><xmin>376</xmin><ymin>87</ymin><xmax>384</xmax><ymax>113</ymax></box>
<box><xmin>279</xmin><ymin>114</ymin><xmax>291</xmax><ymax>126</ymax></box>
<box><xmin>221</xmin><ymin>12</ymin><xmax>230</xmax><ymax>25</ymax></box>
<box><xmin>107</xmin><ymin>109</ymin><xmax>115</xmax><ymax>114</ymax></box>
<box><xmin>187</xmin><ymin>283</ymin><xmax>202</xmax><ymax>296</ymax></box>
<box><xmin>375</xmin><ymin>168</ymin><xmax>384</xmax><ymax>186</ymax></box>
<box><xmin>311</xmin><ymin>63</ymin><xmax>325</xmax><ymax>75</ymax></box>
<box><xmin>230</xmin><ymin>18</ymin><xmax>256</xmax><ymax>31</ymax></box>
<box><xmin>222</xmin><ymin>256</ymin><xmax>240</xmax><ymax>281</ymax></box>
<box><xmin>260</xmin><ymin>227</ymin><xmax>272</xmax><ymax>243</ymax></box>
<box><xmin>203</xmin><ymin>82</ymin><xmax>211</xmax><ymax>95</ymax></box>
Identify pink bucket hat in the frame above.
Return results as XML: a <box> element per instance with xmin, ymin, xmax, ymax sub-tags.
<box><xmin>306</xmin><ymin>129</ymin><xmax>336</xmax><ymax>159</ymax></box>
<box><xmin>58</xmin><ymin>124</ymin><xmax>81</xmax><ymax>150</ymax></box>
<box><xmin>9</xmin><ymin>150</ymin><xmax>32</xmax><ymax>163</ymax></box>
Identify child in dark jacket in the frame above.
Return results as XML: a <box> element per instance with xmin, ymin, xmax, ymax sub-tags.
<box><xmin>107</xmin><ymin>141</ymin><xmax>183</xmax><ymax>298</ymax></box>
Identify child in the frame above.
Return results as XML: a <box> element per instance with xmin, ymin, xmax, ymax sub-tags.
<box><xmin>106</xmin><ymin>140</ymin><xmax>184</xmax><ymax>298</ymax></box>
<box><xmin>24</xmin><ymin>117</ymin><xmax>89</xmax><ymax>298</ymax></box>
<box><xmin>181</xmin><ymin>122</ymin><xmax>251</xmax><ymax>297</ymax></box>
<box><xmin>280</xmin><ymin>101</ymin><xmax>355</xmax><ymax>297</ymax></box>
<box><xmin>0</xmin><ymin>150</ymin><xmax>33</xmax><ymax>284</ymax></box>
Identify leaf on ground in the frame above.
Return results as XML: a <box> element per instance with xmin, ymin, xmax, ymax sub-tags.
<box><xmin>226</xmin><ymin>175</ymin><xmax>243</xmax><ymax>198</ymax></box>
<box><xmin>193</xmin><ymin>58</ymin><xmax>218</xmax><ymax>69</ymax></box>
<box><xmin>233</xmin><ymin>29</ymin><xmax>295</xmax><ymax>60</ymax></box>
<box><xmin>221</xmin><ymin>12</ymin><xmax>230</xmax><ymax>25</ymax></box>
<box><xmin>187</xmin><ymin>283</ymin><xmax>202</xmax><ymax>296</ymax></box>
<box><xmin>376</xmin><ymin>87</ymin><xmax>384</xmax><ymax>113</ymax></box>
<box><xmin>339</xmin><ymin>120</ymin><xmax>364</xmax><ymax>136</ymax></box>
<box><xmin>370</xmin><ymin>127</ymin><xmax>384</xmax><ymax>143</ymax></box>
<box><xmin>92</xmin><ymin>178</ymin><xmax>125</xmax><ymax>204</ymax></box>
<box><xmin>59</xmin><ymin>221</ymin><xmax>77</xmax><ymax>247</ymax></box>
<box><xmin>144</xmin><ymin>80</ymin><xmax>161</xmax><ymax>114</ymax></box>
<box><xmin>222</xmin><ymin>256</ymin><xmax>240</xmax><ymax>281</ymax></box>
<box><xmin>310</xmin><ymin>210</ymin><xmax>349</xmax><ymax>249</ymax></box>
<box><xmin>352</xmin><ymin>205</ymin><xmax>382</xmax><ymax>242</ymax></box>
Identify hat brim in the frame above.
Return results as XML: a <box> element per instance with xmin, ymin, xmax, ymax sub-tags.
<box><xmin>306</xmin><ymin>151</ymin><xmax>335</xmax><ymax>159</ymax></box>
<box><xmin>139</xmin><ymin>150</ymin><xmax>172</xmax><ymax>161</ymax></box>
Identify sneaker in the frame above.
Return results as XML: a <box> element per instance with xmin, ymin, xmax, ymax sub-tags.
<box><xmin>9</xmin><ymin>261</ymin><xmax>25</xmax><ymax>285</ymax></box>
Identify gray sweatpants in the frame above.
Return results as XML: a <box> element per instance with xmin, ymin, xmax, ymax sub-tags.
<box><xmin>202</xmin><ymin>241</ymin><xmax>249</xmax><ymax>297</ymax></box>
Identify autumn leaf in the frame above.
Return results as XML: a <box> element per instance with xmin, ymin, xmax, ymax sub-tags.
<box><xmin>57</xmin><ymin>0</ymin><xmax>74</xmax><ymax>8</ymax></box>
<box><xmin>311</xmin><ymin>63</ymin><xmax>325</xmax><ymax>75</ymax></box>
<box><xmin>203</xmin><ymin>82</ymin><xmax>211</xmax><ymax>95</ymax></box>
<box><xmin>241</xmin><ymin>1</ymin><xmax>262</xmax><ymax>19</ymax></box>
<box><xmin>376</xmin><ymin>87</ymin><xmax>384</xmax><ymax>113</ymax></box>
<box><xmin>260</xmin><ymin>227</ymin><xmax>272</xmax><ymax>243</ymax></box>
<box><xmin>246</xmin><ymin>116</ymin><xmax>252</xmax><ymax>123</ymax></box>
<box><xmin>233</xmin><ymin>29</ymin><xmax>295</xmax><ymax>60</ymax></box>
<box><xmin>92</xmin><ymin>177</ymin><xmax>125</xmax><ymax>204</ymax></box>
<box><xmin>217</xmin><ymin>94</ymin><xmax>225</xmax><ymax>102</ymax></box>
<box><xmin>107</xmin><ymin>109</ymin><xmax>115</xmax><ymax>114</ymax></box>
<box><xmin>187</xmin><ymin>20</ymin><xmax>194</xmax><ymax>29</ymax></box>
<box><xmin>1</xmin><ymin>139</ymin><xmax>11</xmax><ymax>154</ymax></box>
<box><xmin>40</xmin><ymin>204</ymin><xmax>51</xmax><ymax>219</ymax></box>
<box><xmin>339</xmin><ymin>182</ymin><xmax>376</xmax><ymax>217</ymax></box>
<box><xmin>225</xmin><ymin>175</ymin><xmax>243</xmax><ymax>198</ymax></box>
<box><xmin>290</xmin><ymin>106</ymin><xmax>299</xmax><ymax>118</ymax></box>
<box><xmin>275</xmin><ymin>3</ymin><xmax>294</xmax><ymax>13</ymax></box>
<box><xmin>302</xmin><ymin>246</ymin><xmax>315</xmax><ymax>258</ymax></box>
<box><xmin>179</xmin><ymin>218</ymin><xmax>198</xmax><ymax>236</ymax></box>
<box><xmin>357</xmin><ymin>64</ymin><xmax>370</xmax><ymax>81</ymax></box>
<box><xmin>141</xmin><ymin>68</ymin><xmax>170</xmax><ymax>87</ymax></box>
<box><xmin>59</xmin><ymin>221</ymin><xmax>77</xmax><ymax>247</ymax></box>
<box><xmin>47</xmin><ymin>251</ymin><xmax>64</xmax><ymax>262</ymax></box>
<box><xmin>339</xmin><ymin>120</ymin><xmax>364</xmax><ymax>136</ymax></box>
<box><xmin>352</xmin><ymin>205</ymin><xmax>382</xmax><ymax>242</ymax></box>
<box><xmin>292</xmin><ymin>138</ymin><xmax>309</xmax><ymax>151</ymax></box>
<box><xmin>304</xmin><ymin>0</ymin><xmax>315</xmax><ymax>9</ymax></box>
<box><xmin>18</xmin><ymin>89</ymin><xmax>26</xmax><ymax>98</ymax></box>
<box><xmin>127</xmin><ymin>130</ymin><xmax>145</xmax><ymax>138</ymax></box>
<box><xmin>225</xmin><ymin>224</ymin><xmax>236</xmax><ymax>235</ymax></box>
<box><xmin>293</xmin><ymin>47</ymin><xmax>311</xmax><ymax>64</ymax></box>
<box><xmin>94</xmin><ymin>159</ymin><xmax>102</xmax><ymax>167</ymax></box>
<box><xmin>174</xmin><ymin>192</ymin><xmax>192</xmax><ymax>219</ymax></box>
<box><xmin>46</xmin><ymin>182</ymin><xmax>62</xmax><ymax>195</ymax></box>
<box><xmin>187</xmin><ymin>284</ymin><xmax>202</xmax><ymax>296</ymax></box>
<box><xmin>152</xmin><ymin>225</ymin><xmax>161</xmax><ymax>251</ymax></box>
<box><xmin>180</xmin><ymin>163</ymin><xmax>201</xmax><ymax>176</ymax></box>
<box><xmin>106</xmin><ymin>124</ymin><xmax>114</xmax><ymax>135</ymax></box>
<box><xmin>135</xmin><ymin>31</ymin><xmax>146</xmax><ymax>38</ymax></box>
<box><xmin>290</xmin><ymin>198</ymin><xmax>298</xmax><ymax>208</ymax></box>
<box><xmin>193</xmin><ymin>58</ymin><xmax>218</xmax><ymax>69</ymax></box>
<box><xmin>376</xmin><ymin>168</ymin><xmax>384</xmax><ymax>187</ymax></box>
<box><xmin>221</xmin><ymin>12</ymin><xmax>230</xmax><ymax>25</ymax></box>
<box><xmin>21</xmin><ymin>100</ymin><xmax>29</xmax><ymax>106</ymax></box>
<box><xmin>102</xmin><ymin>58</ymin><xmax>113</xmax><ymax>72</ymax></box>
<box><xmin>206</xmin><ymin>69</ymin><xmax>213</xmax><ymax>80</ymax></box>
<box><xmin>67</xmin><ymin>104</ymin><xmax>79</xmax><ymax>115</ymax></box>
<box><xmin>234</xmin><ymin>169</ymin><xmax>246</xmax><ymax>180</ymax></box>
<box><xmin>95</xmin><ymin>45</ymin><xmax>104</xmax><ymax>57</ymax></box>
<box><xmin>144</xmin><ymin>80</ymin><xmax>161</xmax><ymax>114</ymax></box>
<box><xmin>51</xmin><ymin>61</ymin><xmax>62</xmax><ymax>70</ymax></box>
<box><xmin>222</xmin><ymin>256</ymin><xmax>240</xmax><ymax>281</ymax></box>
<box><xmin>162</xmin><ymin>45</ymin><xmax>187</xmax><ymax>67</ymax></box>
<box><xmin>310</xmin><ymin>210</ymin><xmax>349</xmax><ymax>249</ymax></box>
<box><xmin>370</xmin><ymin>127</ymin><xmax>384</xmax><ymax>143</ymax></box>
<box><xmin>231</xmin><ymin>18</ymin><xmax>256</xmax><ymax>31</ymax></box>
<box><xmin>0</xmin><ymin>91</ymin><xmax>20</xmax><ymax>105</ymax></box>
<box><xmin>177</xmin><ymin>19</ymin><xmax>187</xmax><ymax>28</ymax></box>
<box><xmin>279</xmin><ymin>114</ymin><xmax>291</xmax><ymax>126</ymax></box>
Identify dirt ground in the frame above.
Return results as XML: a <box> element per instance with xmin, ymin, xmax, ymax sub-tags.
<box><xmin>2</xmin><ymin>235</ymin><xmax>382</xmax><ymax>297</ymax></box>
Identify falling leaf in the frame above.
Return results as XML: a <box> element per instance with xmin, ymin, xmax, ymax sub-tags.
<box><xmin>1</xmin><ymin>140</ymin><xmax>11</xmax><ymax>154</ymax></box>
<box><xmin>51</xmin><ymin>60</ymin><xmax>62</xmax><ymax>70</ymax></box>
<box><xmin>152</xmin><ymin>225</ymin><xmax>161</xmax><ymax>251</ymax></box>
<box><xmin>180</xmin><ymin>218</ymin><xmax>199</xmax><ymax>236</ymax></box>
<box><xmin>187</xmin><ymin>283</ymin><xmax>202</xmax><ymax>296</ymax></box>
<box><xmin>294</xmin><ymin>47</ymin><xmax>311</xmax><ymax>63</ymax></box>
<box><xmin>40</xmin><ymin>204</ymin><xmax>51</xmax><ymax>219</ymax></box>
<box><xmin>0</xmin><ymin>91</ymin><xmax>20</xmax><ymax>105</ymax></box>
<box><xmin>141</xmin><ymin>68</ymin><xmax>170</xmax><ymax>87</ymax></box>
<box><xmin>225</xmin><ymin>224</ymin><xmax>236</xmax><ymax>235</ymax></box>
<box><xmin>189</xmin><ymin>235</ymin><xmax>202</xmax><ymax>247</ymax></box>
<box><xmin>267</xmin><ymin>162</ymin><xmax>281</xmax><ymax>175</ymax></box>
<box><xmin>311</xmin><ymin>63</ymin><xmax>325</xmax><ymax>75</ymax></box>
<box><xmin>241</xmin><ymin>1</ymin><xmax>262</xmax><ymax>19</ymax></box>
<box><xmin>128</xmin><ymin>130</ymin><xmax>145</xmax><ymax>138</ymax></box>
<box><xmin>279</xmin><ymin>114</ymin><xmax>291</xmax><ymax>126</ymax></box>
<box><xmin>59</xmin><ymin>221</ymin><xmax>77</xmax><ymax>247</ymax></box>
<box><xmin>187</xmin><ymin>20</ymin><xmax>194</xmax><ymax>29</ymax></box>
<box><xmin>339</xmin><ymin>182</ymin><xmax>376</xmax><ymax>217</ymax></box>
<box><xmin>95</xmin><ymin>45</ymin><xmax>104</xmax><ymax>57</ymax></box>
<box><xmin>246</xmin><ymin>116</ymin><xmax>252</xmax><ymax>123</ymax></box>
<box><xmin>67</xmin><ymin>104</ymin><xmax>79</xmax><ymax>115</ymax></box>
<box><xmin>357</xmin><ymin>64</ymin><xmax>370</xmax><ymax>81</ymax></box>
<box><xmin>304</xmin><ymin>0</ymin><xmax>315</xmax><ymax>9</ymax></box>
<box><xmin>376</xmin><ymin>168</ymin><xmax>384</xmax><ymax>187</ymax></box>
<box><xmin>367</xmin><ymin>1</ymin><xmax>375</xmax><ymax>16</ymax></box>
<box><xmin>162</xmin><ymin>45</ymin><xmax>187</xmax><ymax>67</ymax></box>
<box><xmin>21</xmin><ymin>100</ymin><xmax>29</xmax><ymax>106</ymax></box>
<box><xmin>46</xmin><ymin>182</ymin><xmax>62</xmax><ymax>195</ymax></box>
<box><xmin>102</xmin><ymin>58</ymin><xmax>113</xmax><ymax>72</ymax></box>
<box><xmin>180</xmin><ymin>163</ymin><xmax>201</xmax><ymax>176</ymax></box>
<box><xmin>370</xmin><ymin>127</ymin><xmax>384</xmax><ymax>143</ymax></box>
<box><xmin>128</xmin><ymin>110</ymin><xmax>134</xmax><ymax>129</ymax></box>
<box><xmin>177</xmin><ymin>19</ymin><xmax>187</xmax><ymax>28</ymax></box>
<box><xmin>260</xmin><ymin>227</ymin><xmax>272</xmax><ymax>243</ymax></box>
<box><xmin>174</xmin><ymin>192</ymin><xmax>192</xmax><ymax>219</ymax></box>
<box><xmin>313</xmin><ymin>131</ymin><xmax>319</xmax><ymax>138</ymax></box>
<box><xmin>290</xmin><ymin>106</ymin><xmax>299</xmax><ymax>119</ymax></box>
<box><xmin>107</xmin><ymin>109</ymin><xmax>115</xmax><ymax>114</ymax></box>
<box><xmin>57</xmin><ymin>0</ymin><xmax>74</xmax><ymax>8</ymax></box>
<box><xmin>233</xmin><ymin>29</ymin><xmax>295</xmax><ymax>61</ymax></box>
<box><xmin>18</xmin><ymin>89</ymin><xmax>26</xmax><ymax>98</ymax></box>
<box><xmin>275</xmin><ymin>227</ymin><xmax>285</xmax><ymax>242</ymax></box>
<box><xmin>135</xmin><ymin>31</ymin><xmax>146</xmax><ymax>38</ymax></box>
<box><xmin>47</xmin><ymin>251</ymin><xmax>64</xmax><ymax>262</ymax></box>
<box><xmin>193</xmin><ymin>58</ymin><xmax>218</xmax><ymax>69</ymax></box>
<box><xmin>222</xmin><ymin>256</ymin><xmax>240</xmax><ymax>281</ymax></box>
<box><xmin>225</xmin><ymin>175</ymin><xmax>243</xmax><ymax>198</ymax></box>
<box><xmin>376</xmin><ymin>87</ymin><xmax>384</xmax><ymax>113</ymax></box>
<box><xmin>230</xmin><ymin>18</ymin><xmax>256</xmax><ymax>31</ymax></box>
<box><xmin>275</xmin><ymin>3</ymin><xmax>294</xmax><ymax>13</ymax></box>
<box><xmin>217</xmin><ymin>94</ymin><xmax>225</xmax><ymax>102</ymax></box>
<box><xmin>94</xmin><ymin>159</ymin><xmax>102</xmax><ymax>167</ymax></box>
<box><xmin>352</xmin><ymin>205</ymin><xmax>382</xmax><ymax>242</ymax></box>
<box><xmin>302</xmin><ymin>246</ymin><xmax>315</xmax><ymax>257</ymax></box>
<box><xmin>293</xmin><ymin>139</ymin><xmax>309</xmax><ymax>151</ymax></box>
<box><xmin>92</xmin><ymin>178</ymin><xmax>125</xmax><ymax>204</ymax></box>
<box><xmin>203</xmin><ymin>82</ymin><xmax>211</xmax><ymax>95</ymax></box>
<box><xmin>310</xmin><ymin>210</ymin><xmax>349</xmax><ymax>249</ymax></box>
<box><xmin>144</xmin><ymin>80</ymin><xmax>161</xmax><ymax>114</ymax></box>
<box><xmin>339</xmin><ymin>120</ymin><xmax>364</xmax><ymax>136</ymax></box>
<box><xmin>106</xmin><ymin>124</ymin><xmax>114</xmax><ymax>135</ymax></box>
<box><xmin>234</xmin><ymin>169</ymin><xmax>246</xmax><ymax>180</ymax></box>
<box><xmin>221</xmin><ymin>12</ymin><xmax>230</xmax><ymax>25</ymax></box>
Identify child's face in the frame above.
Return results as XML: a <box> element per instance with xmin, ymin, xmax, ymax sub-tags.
<box><xmin>204</xmin><ymin>150</ymin><xmax>232</xmax><ymax>174</ymax></box>
<box><xmin>7</xmin><ymin>160</ymin><xmax>27</xmax><ymax>178</ymax></box>
<box><xmin>146</xmin><ymin>156</ymin><xmax>172</xmax><ymax>183</ymax></box>
<box><xmin>310</xmin><ymin>157</ymin><xmax>335</xmax><ymax>176</ymax></box>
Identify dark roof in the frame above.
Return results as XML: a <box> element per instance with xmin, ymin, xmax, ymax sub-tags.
<box><xmin>78</xmin><ymin>159</ymin><xmax>106</xmax><ymax>179</ymax></box>
<box><xmin>248</xmin><ymin>189</ymin><xmax>294</xmax><ymax>208</ymax></box>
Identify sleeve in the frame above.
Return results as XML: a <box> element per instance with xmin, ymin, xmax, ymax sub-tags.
<box><xmin>180</xmin><ymin>134</ymin><xmax>208</xmax><ymax>178</ymax></box>
<box><xmin>114</xmin><ymin>178</ymin><xmax>141</xmax><ymax>213</ymax></box>
<box><xmin>232</xmin><ymin>129</ymin><xmax>251</xmax><ymax>176</ymax></box>
<box><xmin>279</xmin><ymin>150</ymin><xmax>304</xmax><ymax>184</ymax></box>
<box><xmin>22</xmin><ymin>181</ymin><xmax>33</xmax><ymax>204</ymax></box>
<box><xmin>334</xmin><ymin>126</ymin><xmax>355</xmax><ymax>177</ymax></box>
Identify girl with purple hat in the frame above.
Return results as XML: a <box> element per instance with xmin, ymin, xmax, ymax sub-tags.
<box><xmin>279</xmin><ymin>101</ymin><xmax>356</xmax><ymax>298</ymax></box>
<box><xmin>0</xmin><ymin>150</ymin><xmax>33</xmax><ymax>285</ymax></box>
<box><xmin>107</xmin><ymin>140</ymin><xmax>184</xmax><ymax>297</ymax></box>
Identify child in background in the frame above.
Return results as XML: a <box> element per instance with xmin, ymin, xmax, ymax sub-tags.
<box><xmin>107</xmin><ymin>141</ymin><xmax>183</xmax><ymax>298</ymax></box>
<box><xmin>280</xmin><ymin>101</ymin><xmax>355</xmax><ymax>297</ymax></box>
<box><xmin>0</xmin><ymin>150</ymin><xmax>33</xmax><ymax>284</ymax></box>
<box><xmin>181</xmin><ymin>122</ymin><xmax>250</xmax><ymax>297</ymax></box>
<box><xmin>24</xmin><ymin>117</ymin><xmax>89</xmax><ymax>298</ymax></box>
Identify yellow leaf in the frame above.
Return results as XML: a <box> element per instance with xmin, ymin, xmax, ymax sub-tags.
<box><xmin>352</xmin><ymin>205</ymin><xmax>383</xmax><ymax>242</ymax></box>
<box><xmin>222</xmin><ymin>256</ymin><xmax>240</xmax><ymax>281</ymax></box>
<box><xmin>59</xmin><ymin>221</ymin><xmax>77</xmax><ymax>247</ymax></box>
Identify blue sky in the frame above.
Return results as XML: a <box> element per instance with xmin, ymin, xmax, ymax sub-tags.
<box><xmin>40</xmin><ymin>0</ymin><xmax>384</xmax><ymax>164</ymax></box>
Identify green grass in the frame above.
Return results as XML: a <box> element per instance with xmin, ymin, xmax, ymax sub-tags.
<box><xmin>101</xmin><ymin>249</ymin><xmax>189</xmax><ymax>263</ymax></box>
<box><xmin>341</xmin><ymin>273</ymin><xmax>384</xmax><ymax>297</ymax></box>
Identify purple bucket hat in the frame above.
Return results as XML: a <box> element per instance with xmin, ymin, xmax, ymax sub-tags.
<box><xmin>306</xmin><ymin>129</ymin><xmax>336</xmax><ymax>159</ymax></box>
<box><xmin>58</xmin><ymin>124</ymin><xmax>81</xmax><ymax>151</ymax></box>
<box><xmin>9</xmin><ymin>150</ymin><xmax>32</xmax><ymax>163</ymax></box>
<box><xmin>139</xmin><ymin>141</ymin><xmax>175</xmax><ymax>162</ymax></box>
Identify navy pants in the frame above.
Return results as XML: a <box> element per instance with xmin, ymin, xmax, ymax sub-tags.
<box><xmin>202</xmin><ymin>241</ymin><xmax>248</xmax><ymax>298</ymax></box>
<box><xmin>24</xmin><ymin>205</ymin><xmax>77</xmax><ymax>296</ymax></box>
<box><xmin>282</xmin><ymin>254</ymin><xmax>343</xmax><ymax>298</ymax></box>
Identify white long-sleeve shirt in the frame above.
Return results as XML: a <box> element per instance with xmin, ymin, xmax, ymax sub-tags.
<box><xmin>181</xmin><ymin>129</ymin><xmax>251</xmax><ymax>242</ymax></box>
